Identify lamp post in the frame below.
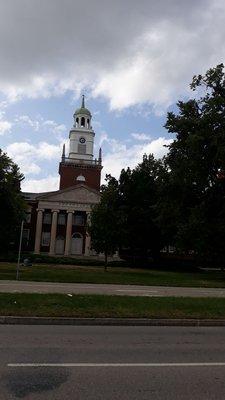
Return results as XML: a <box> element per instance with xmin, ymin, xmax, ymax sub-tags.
<box><xmin>16</xmin><ymin>220</ymin><xmax>24</xmax><ymax>281</ymax></box>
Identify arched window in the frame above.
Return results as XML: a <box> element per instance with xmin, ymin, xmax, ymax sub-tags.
<box><xmin>76</xmin><ymin>117</ymin><xmax>79</xmax><ymax>127</ymax></box>
<box><xmin>71</xmin><ymin>232</ymin><xmax>83</xmax><ymax>255</ymax></box>
<box><xmin>76</xmin><ymin>175</ymin><xmax>86</xmax><ymax>182</ymax></box>
<box><xmin>72</xmin><ymin>232</ymin><xmax>83</xmax><ymax>239</ymax></box>
<box><xmin>87</xmin><ymin>118</ymin><xmax>90</xmax><ymax>128</ymax></box>
<box><xmin>81</xmin><ymin>117</ymin><xmax>85</xmax><ymax>127</ymax></box>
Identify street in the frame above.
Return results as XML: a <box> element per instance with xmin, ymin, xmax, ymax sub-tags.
<box><xmin>1</xmin><ymin>280</ymin><xmax>225</xmax><ymax>297</ymax></box>
<box><xmin>0</xmin><ymin>325</ymin><xmax>225</xmax><ymax>399</ymax></box>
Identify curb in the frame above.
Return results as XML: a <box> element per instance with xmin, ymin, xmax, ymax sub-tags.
<box><xmin>1</xmin><ymin>316</ymin><xmax>225</xmax><ymax>326</ymax></box>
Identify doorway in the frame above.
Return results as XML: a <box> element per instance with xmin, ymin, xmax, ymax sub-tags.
<box><xmin>55</xmin><ymin>236</ymin><xmax>65</xmax><ymax>255</ymax></box>
<box><xmin>71</xmin><ymin>233</ymin><xmax>83</xmax><ymax>255</ymax></box>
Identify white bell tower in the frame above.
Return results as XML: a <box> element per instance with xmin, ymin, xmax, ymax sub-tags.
<box><xmin>59</xmin><ymin>96</ymin><xmax>102</xmax><ymax>191</ymax></box>
<box><xmin>69</xmin><ymin>95</ymin><xmax>95</xmax><ymax>161</ymax></box>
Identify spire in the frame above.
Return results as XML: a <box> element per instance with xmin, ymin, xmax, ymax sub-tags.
<box><xmin>81</xmin><ymin>94</ymin><xmax>85</xmax><ymax>108</ymax></box>
<box><xmin>98</xmin><ymin>147</ymin><xmax>102</xmax><ymax>164</ymax></box>
<box><xmin>62</xmin><ymin>143</ymin><xmax>65</xmax><ymax>161</ymax></box>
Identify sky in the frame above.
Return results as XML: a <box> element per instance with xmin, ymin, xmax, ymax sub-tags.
<box><xmin>1</xmin><ymin>0</ymin><xmax>225</xmax><ymax>192</ymax></box>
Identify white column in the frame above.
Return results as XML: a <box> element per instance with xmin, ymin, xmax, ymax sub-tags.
<box><xmin>49</xmin><ymin>210</ymin><xmax>59</xmax><ymax>255</ymax></box>
<box><xmin>85</xmin><ymin>212</ymin><xmax>91</xmax><ymax>256</ymax></box>
<box><xmin>34</xmin><ymin>209</ymin><xmax>44</xmax><ymax>254</ymax></box>
<box><xmin>64</xmin><ymin>211</ymin><xmax>73</xmax><ymax>256</ymax></box>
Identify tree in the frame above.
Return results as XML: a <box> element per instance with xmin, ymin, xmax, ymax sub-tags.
<box><xmin>118</xmin><ymin>154</ymin><xmax>165</xmax><ymax>262</ymax></box>
<box><xmin>0</xmin><ymin>149</ymin><xmax>26</xmax><ymax>255</ymax></box>
<box><xmin>161</xmin><ymin>64</ymin><xmax>225</xmax><ymax>266</ymax></box>
<box><xmin>88</xmin><ymin>176</ymin><xmax>123</xmax><ymax>270</ymax></box>
<box><xmin>90</xmin><ymin>155</ymin><xmax>166</xmax><ymax>267</ymax></box>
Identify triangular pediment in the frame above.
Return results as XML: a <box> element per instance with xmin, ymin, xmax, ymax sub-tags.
<box><xmin>37</xmin><ymin>184</ymin><xmax>100</xmax><ymax>204</ymax></box>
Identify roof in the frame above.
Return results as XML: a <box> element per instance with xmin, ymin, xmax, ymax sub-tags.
<box><xmin>36</xmin><ymin>183</ymin><xmax>100</xmax><ymax>200</ymax></box>
<box><xmin>22</xmin><ymin>191</ymin><xmax>56</xmax><ymax>201</ymax></box>
<box><xmin>74</xmin><ymin>107</ymin><xmax>91</xmax><ymax>116</ymax></box>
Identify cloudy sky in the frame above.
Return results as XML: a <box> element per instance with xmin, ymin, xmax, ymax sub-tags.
<box><xmin>1</xmin><ymin>0</ymin><xmax>225</xmax><ymax>192</ymax></box>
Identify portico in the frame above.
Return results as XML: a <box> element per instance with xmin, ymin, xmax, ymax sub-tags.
<box><xmin>33</xmin><ymin>184</ymin><xmax>99</xmax><ymax>256</ymax></box>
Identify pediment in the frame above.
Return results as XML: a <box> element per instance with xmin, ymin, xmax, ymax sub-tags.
<box><xmin>37</xmin><ymin>184</ymin><xmax>100</xmax><ymax>204</ymax></box>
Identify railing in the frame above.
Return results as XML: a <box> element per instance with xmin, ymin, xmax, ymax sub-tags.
<box><xmin>61</xmin><ymin>157</ymin><xmax>102</xmax><ymax>166</ymax></box>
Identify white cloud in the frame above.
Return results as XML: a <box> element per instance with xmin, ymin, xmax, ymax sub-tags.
<box><xmin>36</xmin><ymin>142</ymin><xmax>62</xmax><ymax>160</ymax></box>
<box><xmin>42</xmin><ymin>120</ymin><xmax>66</xmax><ymax>136</ymax></box>
<box><xmin>0</xmin><ymin>119</ymin><xmax>12</xmax><ymax>135</ymax></box>
<box><xmin>22</xmin><ymin>163</ymin><xmax>41</xmax><ymax>175</ymax></box>
<box><xmin>0</xmin><ymin>104</ymin><xmax>12</xmax><ymax>135</ymax></box>
<box><xmin>7</xmin><ymin>141</ymin><xmax>61</xmax><ymax>161</ymax></box>
<box><xmin>131</xmin><ymin>133</ymin><xmax>151</xmax><ymax>141</ymax></box>
<box><xmin>101</xmin><ymin>134</ymin><xmax>173</xmax><ymax>179</ymax></box>
<box><xmin>142</xmin><ymin>137</ymin><xmax>173</xmax><ymax>159</ymax></box>
<box><xmin>22</xmin><ymin>175</ymin><xmax>59</xmax><ymax>193</ymax></box>
<box><xmin>0</xmin><ymin>1</ymin><xmax>224</xmax><ymax>112</ymax></box>
<box><xmin>15</xmin><ymin>115</ymin><xmax>40</xmax><ymax>131</ymax></box>
<box><xmin>15</xmin><ymin>115</ymin><xmax>67</xmax><ymax>139</ymax></box>
<box><xmin>98</xmin><ymin>132</ymin><xmax>110</xmax><ymax>147</ymax></box>
<box><xmin>6</xmin><ymin>141</ymin><xmax>62</xmax><ymax>176</ymax></box>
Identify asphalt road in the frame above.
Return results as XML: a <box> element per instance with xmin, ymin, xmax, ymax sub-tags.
<box><xmin>1</xmin><ymin>280</ymin><xmax>225</xmax><ymax>297</ymax></box>
<box><xmin>1</xmin><ymin>325</ymin><xmax>225</xmax><ymax>399</ymax></box>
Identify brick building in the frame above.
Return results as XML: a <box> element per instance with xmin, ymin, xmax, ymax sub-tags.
<box><xmin>22</xmin><ymin>97</ymin><xmax>102</xmax><ymax>257</ymax></box>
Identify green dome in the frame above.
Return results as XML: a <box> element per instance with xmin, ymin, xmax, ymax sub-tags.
<box><xmin>74</xmin><ymin>107</ymin><xmax>91</xmax><ymax>116</ymax></box>
<box><xmin>74</xmin><ymin>95</ymin><xmax>91</xmax><ymax>116</ymax></box>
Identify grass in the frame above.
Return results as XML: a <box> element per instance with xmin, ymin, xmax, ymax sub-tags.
<box><xmin>0</xmin><ymin>293</ymin><xmax>225</xmax><ymax>319</ymax></box>
<box><xmin>0</xmin><ymin>262</ymin><xmax>225</xmax><ymax>288</ymax></box>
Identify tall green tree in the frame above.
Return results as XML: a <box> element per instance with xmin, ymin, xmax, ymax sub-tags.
<box><xmin>88</xmin><ymin>176</ymin><xmax>123</xmax><ymax>269</ymax></box>
<box><xmin>118</xmin><ymin>154</ymin><xmax>165</xmax><ymax>262</ymax></box>
<box><xmin>161</xmin><ymin>64</ymin><xmax>225</xmax><ymax>266</ymax></box>
<box><xmin>0</xmin><ymin>149</ymin><xmax>26</xmax><ymax>254</ymax></box>
<box><xmin>90</xmin><ymin>155</ymin><xmax>166</xmax><ymax>266</ymax></box>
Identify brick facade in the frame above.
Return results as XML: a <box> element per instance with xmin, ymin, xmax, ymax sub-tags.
<box><xmin>59</xmin><ymin>161</ymin><xmax>102</xmax><ymax>191</ymax></box>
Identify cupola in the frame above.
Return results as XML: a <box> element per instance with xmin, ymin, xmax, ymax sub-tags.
<box><xmin>73</xmin><ymin>95</ymin><xmax>92</xmax><ymax>129</ymax></box>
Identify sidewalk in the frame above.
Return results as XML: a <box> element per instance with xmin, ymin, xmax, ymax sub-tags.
<box><xmin>1</xmin><ymin>280</ymin><xmax>225</xmax><ymax>297</ymax></box>
<box><xmin>1</xmin><ymin>316</ymin><xmax>225</xmax><ymax>326</ymax></box>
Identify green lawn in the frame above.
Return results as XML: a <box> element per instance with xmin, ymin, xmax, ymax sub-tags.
<box><xmin>0</xmin><ymin>262</ymin><xmax>225</xmax><ymax>288</ymax></box>
<box><xmin>0</xmin><ymin>293</ymin><xmax>225</xmax><ymax>319</ymax></box>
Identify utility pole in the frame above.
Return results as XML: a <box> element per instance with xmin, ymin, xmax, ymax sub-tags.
<box><xmin>16</xmin><ymin>220</ymin><xmax>24</xmax><ymax>280</ymax></box>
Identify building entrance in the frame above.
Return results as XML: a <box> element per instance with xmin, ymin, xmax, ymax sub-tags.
<box><xmin>71</xmin><ymin>233</ymin><xmax>83</xmax><ymax>255</ymax></box>
<box><xmin>55</xmin><ymin>236</ymin><xmax>65</xmax><ymax>255</ymax></box>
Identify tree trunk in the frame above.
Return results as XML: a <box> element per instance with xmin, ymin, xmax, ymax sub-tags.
<box><xmin>104</xmin><ymin>252</ymin><xmax>108</xmax><ymax>272</ymax></box>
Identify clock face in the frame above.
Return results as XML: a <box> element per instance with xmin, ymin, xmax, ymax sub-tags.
<box><xmin>79</xmin><ymin>137</ymin><xmax>86</xmax><ymax>144</ymax></box>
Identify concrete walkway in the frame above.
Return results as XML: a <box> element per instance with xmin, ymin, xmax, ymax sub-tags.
<box><xmin>0</xmin><ymin>280</ymin><xmax>225</xmax><ymax>297</ymax></box>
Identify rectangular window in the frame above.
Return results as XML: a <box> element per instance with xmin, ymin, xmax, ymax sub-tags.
<box><xmin>43</xmin><ymin>213</ymin><xmax>52</xmax><ymax>224</ymax></box>
<box><xmin>78</xmin><ymin>144</ymin><xmax>86</xmax><ymax>154</ymax></box>
<box><xmin>25</xmin><ymin>206</ymin><xmax>32</xmax><ymax>223</ymax></box>
<box><xmin>73</xmin><ymin>214</ymin><xmax>84</xmax><ymax>226</ymax></box>
<box><xmin>22</xmin><ymin>229</ymin><xmax>30</xmax><ymax>245</ymax></box>
<box><xmin>58</xmin><ymin>213</ymin><xmax>66</xmax><ymax>225</ymax></box>
<box><xmin>25</xmin><ymin>212</ymin><xmax>31</xmax><ymax>223</ymax></box>
<box><xmin>41</xmin><ymin>231</ymin><xmax>51</xmax><ymax>246</ymax></box>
